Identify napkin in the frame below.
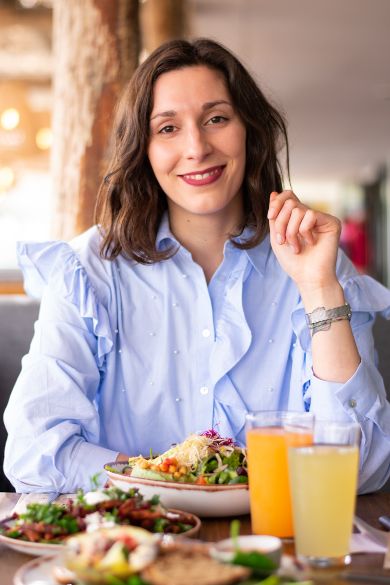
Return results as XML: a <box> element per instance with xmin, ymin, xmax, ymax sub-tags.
<box><xmin>350</xmin><ymin>532</ymin><xmax>388</xmax><ymax>554</ymax></box>
<box><xmin>11</xmin><ymin>492</ymin><xmax>76</xmax><ymax>515</ymax></box>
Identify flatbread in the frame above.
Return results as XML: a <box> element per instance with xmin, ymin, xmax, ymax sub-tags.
<box><xmin>142</xmin><ymin>545</ymin><xmax>251</xmax><ymax>585</ymax></box>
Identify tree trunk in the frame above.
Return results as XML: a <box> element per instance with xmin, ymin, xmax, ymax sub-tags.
<box><xmin>52</xmin><ymin>0</ymin><xmax>140</xmax><ymax>239</ymax></box>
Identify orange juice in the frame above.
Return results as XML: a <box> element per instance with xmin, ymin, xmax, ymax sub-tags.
<box><xmin>246</xmin><ymin>427</ymin><xmax>313</xmax><ymax>537</ymax></box>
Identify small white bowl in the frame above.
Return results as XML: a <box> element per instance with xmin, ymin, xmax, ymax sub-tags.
<box><xmin>211</xmin><ymin>535</ymin><xmax>282</xmax><ymax>569</ymax></box>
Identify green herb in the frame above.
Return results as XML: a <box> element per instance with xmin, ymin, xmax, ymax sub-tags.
<box><xmin>105</xmin><ymin>464</ymin><xmax>120</xmax><ymax>473</ymax></box>
<box><xmin>228</xmin><ymin>475</ymin><xmax>248</xmax><ymax>484</ymax></box>
<box><xmin>21</xmin><ymin>503</ymin><xmax>67</xmax><ymax>524</ymax></box>
<box><xmin>153</xmin><ymin>518</ymin><xmax>169</xmax><ymax>533</ymax></box>
<box><xmin>149</xmin><ymin>494</ymin><xmax>160</xmax><ymax>506</ymax></box>
<box><xmin>4</xmin><ymin>529</ymin><xmax>22</xmax><ymax>538</ymax></box>
<box><xmin>230</xmin><ymin>519</ymin><xmax>240</xmax><ymax>550</ymax></box>
<box><xmin>106</xmin><ymin>575</ymin><xmax>128</xmax><ymax>585</ymax></box>
<box><xmin>232</xmin><ymin>550</ymin><xmax>276</xmax><ymax>575</ymax></box>
<box><xmin>223</xmin><ymin>451</ymin><xmax>241</xmax><ymax>470</ymax></box>
<box><xmin>75</xmin><ymin>488</ymin><xmax>86</xmax><ymax>505</ymax></box>
<box><xmin>90</xmin><ymin>472</ymin><xmax>101</xmax><ymax>490</ymax></box>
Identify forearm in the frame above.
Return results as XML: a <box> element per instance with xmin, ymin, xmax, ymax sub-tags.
<box><xmin>300</xmin><ymin>279</ymin><xmax>361</xmax><ymax>382</ymax></box>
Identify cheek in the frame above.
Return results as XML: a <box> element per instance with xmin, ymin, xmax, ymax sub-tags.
<box><xmin>148</xmin><ymin>143</ymin><xmax>176</xmax><ymax>177</ymax></box>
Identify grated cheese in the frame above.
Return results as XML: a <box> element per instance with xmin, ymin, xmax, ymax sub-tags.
<box><xmin>129</xmin><ymin>433</ymin><xmax>237</xmax><ymax>470</ymax></box>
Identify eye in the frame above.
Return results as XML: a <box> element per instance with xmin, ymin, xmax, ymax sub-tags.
<box><xmin>206</xmin><ymin>115</ymin><xmax>228</xmax><ymax>125</ymax></box>
<box><xmin>158</xmin><ymin>125</ymin><xmax>176</xmax><ymax>134</ymax></box>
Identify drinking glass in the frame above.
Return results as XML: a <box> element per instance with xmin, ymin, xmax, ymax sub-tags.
<box><xmin>288</xmin><ymin>420</ymin><xmax>361</xmax><ymax>567</ymax></box>
<box><xmin>245</xmin><ymin>411</ymin><xmax>314</xmax><ymax>538</ymax></box>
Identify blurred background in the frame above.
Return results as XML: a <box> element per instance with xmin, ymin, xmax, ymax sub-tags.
<box><xmin>1</xmin><ymin>0</ymin><xmax>390</xmax><ymax>290</ymax></box>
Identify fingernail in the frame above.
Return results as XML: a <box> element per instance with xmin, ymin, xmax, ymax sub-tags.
<box><xmin>276</xmin><ymin>233</ymin><xmax>284</xmax><ymax>244</ymax></box>
<box><xmin>267</xmin><ymin>208</ymin><xmax>275</xmax><ymax>219</ymax></box>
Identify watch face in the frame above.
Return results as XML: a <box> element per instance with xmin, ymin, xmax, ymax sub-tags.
<box><xmin>309</xmin><ymin>306</ymin><xmax>327</xmax><ymax>323</ymax></box>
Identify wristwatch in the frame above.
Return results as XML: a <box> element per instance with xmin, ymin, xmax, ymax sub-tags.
<box><xmin>305</xmin><ymin>302</ymin><xmax>352</xmax><ymax>335</ymax></box>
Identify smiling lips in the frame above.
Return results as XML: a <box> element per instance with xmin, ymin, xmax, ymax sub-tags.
<box><xmin>180</xmin><ymin>165</ymin><xmax>225</xmax><ymax>186</ymax></box>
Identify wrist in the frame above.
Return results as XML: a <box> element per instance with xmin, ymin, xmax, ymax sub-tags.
<box><xmin>299</xmin><ymin>280</ymin><xmax>345</xmax><ymax>313</ymax></box>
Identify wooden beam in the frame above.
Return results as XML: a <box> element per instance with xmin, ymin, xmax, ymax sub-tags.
<box><xmin>51</xmin><ymin>0</ymin><xmax>140</xmax><ymax>239</ymax></box>
<box><xmin>140</xmin><ymin>0</ymin><xmax>188</xmax><ymax>55</ymax></box>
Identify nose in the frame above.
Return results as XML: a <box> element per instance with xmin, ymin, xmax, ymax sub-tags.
<box><xmin>183</xmin><ymin>125</ymin><xmax>212</xmax><ymax>161</ymax></box>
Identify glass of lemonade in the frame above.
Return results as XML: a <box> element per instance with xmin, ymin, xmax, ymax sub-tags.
<box><xmin>288</xmin><ymin>420</ymin><xmax>361</xmax><ymax>567</ymax></box>
<box><xmin>245</xmin><ymin>411</ymin><xmax>314</xmax><ymax>538</ymax></box>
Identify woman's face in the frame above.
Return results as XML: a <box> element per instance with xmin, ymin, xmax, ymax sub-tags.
<box><xmin>148</xmin><ymin>65</ymin><xmax>246</xmax><ymax>224</ymax></box>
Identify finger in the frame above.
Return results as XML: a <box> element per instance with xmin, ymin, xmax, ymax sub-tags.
<box><xmin>267</xmin><ymin>190</ymin><xmax>299</xmax><ymax>220</ymax></box>
<box><xmin>285</xmin><ymin>207</ymin><xmax>307</xmax><ymax>253</ymax></box>
<box><xmin>273</xmin><ymin>198</ymin><xmax>302</xmax><ymax>244</ymax></box>
<box><xmin>298</xmin><ymin>209</ymin><xmax>317</xmax><ymax>245</ymax></box>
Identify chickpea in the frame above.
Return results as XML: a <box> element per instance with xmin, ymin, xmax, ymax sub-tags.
<box><xmin>168</xmin><ymin>464</ymin><xmax>177</xmax><ymax>473</ymax></box>
<box><xmin>179</xmin><ymin>466</ymin><xmax>187</xmax><ymax>475</ymax></box>
<box><xmin>173</xmin><ymin>471</ymin><xmax>181</xmax><ymax>480</ymax></box>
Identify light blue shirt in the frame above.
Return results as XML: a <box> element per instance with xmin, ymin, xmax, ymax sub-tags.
<box><xmin>4</xmin><ymin>215</ymin><xmax>390</xmax><ymax>494</ymax></box>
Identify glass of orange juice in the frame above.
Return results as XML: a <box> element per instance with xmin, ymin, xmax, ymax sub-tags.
<box><xmin>288</xmin><ymin>420</ymin><xmax>361</xmax><ymax>567</ymax></box>
<box><xmin>245</xmin><ymin>411</ymin><xmax>314</xmax><ymax>538</ymax></box>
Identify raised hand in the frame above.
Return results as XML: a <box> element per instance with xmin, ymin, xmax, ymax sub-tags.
<box><xmin>267</xmin><ymin>190</ymin><xmax>341</xmax><ymax>293</ymax></box>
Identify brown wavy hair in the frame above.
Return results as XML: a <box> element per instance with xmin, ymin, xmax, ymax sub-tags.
<box><xmin>96</xmin><ymin>38</ymin><xmax>289</xmax><ymax>263</ymax></box>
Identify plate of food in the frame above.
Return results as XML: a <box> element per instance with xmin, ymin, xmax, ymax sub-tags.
<box><xmin>104</xmin><ymin>430</ymin><xmax>250</xmax><ymax>517</ymax></box>
<box><xmin>0</xmin><ymin>485</ymin><xmax>200</xmax><ymax>556</ymax></box>
<box><xmin>14</xmin><ymin>524</ymin><xmax>307</xmax><ymax>585</ymax></box>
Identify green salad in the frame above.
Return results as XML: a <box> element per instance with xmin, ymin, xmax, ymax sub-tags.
<box><xmin>120</xmin><ymin>430</ymin><xmax>248</xmax><ymax>486</ymax></box>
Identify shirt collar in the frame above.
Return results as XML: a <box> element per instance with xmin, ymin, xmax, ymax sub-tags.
<box><xmin>234</xmin><ymin>227</ymin><xmax>271</xmax><ymax>276</ymax></box>
<box><xmin>156</xmin><ymin>212</ymin><xmax>178</xmax><ymax>250</ymax></box>
<box><xmin>156</xmin><ymin>213</ymin><xmax>271</xmax><ymax>274</ymax></box>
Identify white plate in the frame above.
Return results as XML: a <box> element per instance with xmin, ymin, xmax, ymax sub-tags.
<box><xmin>13</xmin><ymin>549</ymin><xmax>299</xmax><ymax>585</ymax></box>
<box><xmin>0</xmin><ymin>508</ymin><xmax>200</xmax><ymax>557</ymax></box>
<box><xmin>0</xmin><ymin>533</ymin><xmax>65</xmax><ymax>557</ymax></box>
<box><xmin>13</xmin><ymin>554</ymin><xmax>60</xmax><ymax>585</ymax></box>
<box><xmin>104</xmin><ymin>462</ymin><xmax>250</xmax><ymax>517</ymax></box>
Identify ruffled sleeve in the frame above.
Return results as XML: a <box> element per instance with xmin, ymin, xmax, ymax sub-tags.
<box><xmin>17</xmin><ymin>240</ymin><xmax>113</xmax><ymax>368</ymax></box>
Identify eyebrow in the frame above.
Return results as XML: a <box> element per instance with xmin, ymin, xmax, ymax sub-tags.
<box><xmin>150</xmin><ymin>100</ymin><xmax>232</xmax><ymax>121</ymax></box>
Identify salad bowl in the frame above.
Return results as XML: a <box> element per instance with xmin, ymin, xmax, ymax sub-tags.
<box><xmin>104</xmin><ymin>461</ymin><xmax>249</xmax><ymax>517</ymax></box>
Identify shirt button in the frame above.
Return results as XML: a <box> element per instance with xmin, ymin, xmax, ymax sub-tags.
<box><xmin>202</xmin><ymin>328</ymin><xmax>211</xmax><ymax>338</ymax></box>
<box><xmin>200</xmin><ymin>386</ymin><xmax>209</xmax><ymax>395</ymax></box>
<box><xmin>173</xmin><ymin>349</ymin><xmax>180</xmax><ymax>355</ymax></box>
<box><xmin>349</xmin><ymin>399</ymin><xmax>357</xmax><ymax>408</ymax></box>
<box><xmin>268</xmin><ymin>338</ymin><xmax>274</xmax><ymax>344</ymax></box>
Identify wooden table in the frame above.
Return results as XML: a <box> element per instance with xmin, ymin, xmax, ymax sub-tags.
<box><xmin>0</xmin><ymin>491</ymin><xmax>389</xmax><ymax>585</ymax></box>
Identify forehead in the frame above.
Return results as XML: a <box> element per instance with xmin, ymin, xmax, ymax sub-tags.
<box><xmin>150</xmin><ymin>65</ymin><xmax>231</xmax><ymax>112</ymax></box>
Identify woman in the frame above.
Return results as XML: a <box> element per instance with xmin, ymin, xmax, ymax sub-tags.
<box><xmin>4</xmin><ymin>39</ymin><xmax>390</xmax><ymax>494</ymax></box>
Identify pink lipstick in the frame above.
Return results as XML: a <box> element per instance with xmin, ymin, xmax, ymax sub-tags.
<box><xmin>180</xmin><ymin>165</ymin><xmax>224</xmax><ymax>186</ymax></box>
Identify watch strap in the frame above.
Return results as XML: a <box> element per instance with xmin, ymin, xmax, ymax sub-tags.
<box><xmin>305</xmin><ymin>302</ymin><xmax>352</xmax><ymax>335</ymax></box>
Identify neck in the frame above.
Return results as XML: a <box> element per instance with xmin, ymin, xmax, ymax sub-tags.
<box><xmin>168</xmin><ymin>205</ymin><xmax>245</xmax><ymax>282</ymax></box>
